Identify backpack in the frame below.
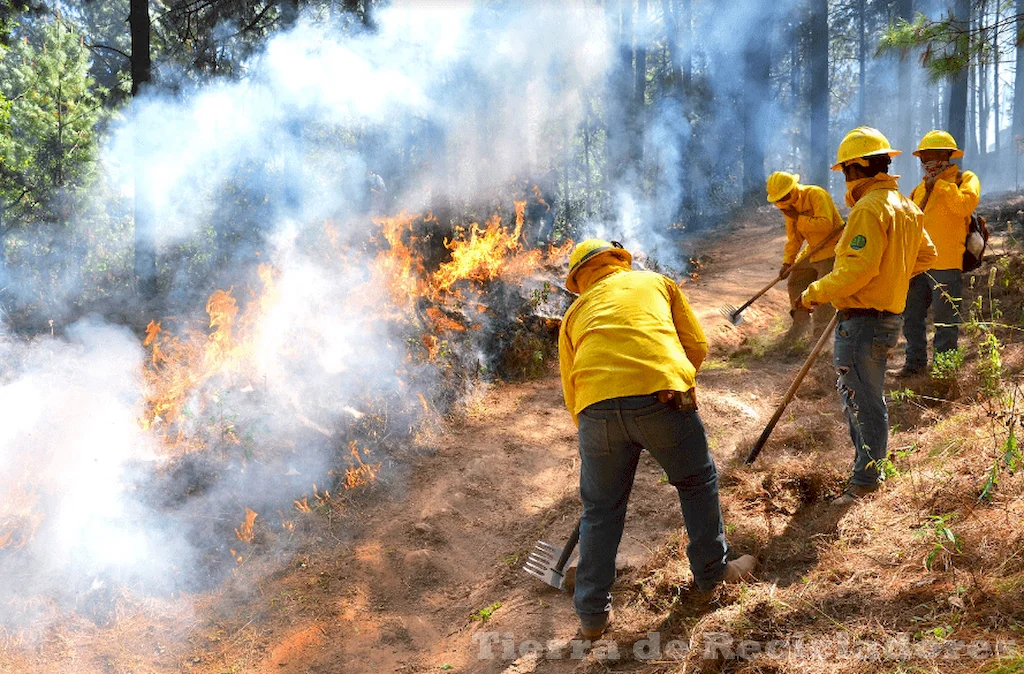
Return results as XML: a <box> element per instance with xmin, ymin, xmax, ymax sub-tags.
<box><xmin>956</xmin><ymin>173</ymin><xmax>988</xmax><ymax>272</ymax></box>
<box><xmin>962</xmin><ymin>212</ymin><xmax>989</xmax><ymax>272</ymax></box>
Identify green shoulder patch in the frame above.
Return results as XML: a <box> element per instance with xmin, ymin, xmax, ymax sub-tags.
<box><xmin>850</xmin><ymin>234</ymin><xmax>867</xmax><ymax>250</ymax></box>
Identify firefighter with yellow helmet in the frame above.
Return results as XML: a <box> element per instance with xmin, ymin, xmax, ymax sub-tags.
<box><xmin>766</xmin><ymin>171</ymin><xmax>845</xmax><ymax>344</ymax></box>
<box><xmin>899</xmin><ymin>130</ymin><xmax>981</xmax><ymax>376</ymax></box>
<box><xmin>559</xmin><ymin>239</ymin><xmax>755</xmax><ymax>638</ymax></box>
<box><xmin>798</xmin><ymin>127</ymin><xmax>937</xmax><ymax>505</ymax></box>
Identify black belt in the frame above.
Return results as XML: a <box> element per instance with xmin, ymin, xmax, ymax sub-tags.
<box><xmin>839</xmin><ymin>308</ymin><xmax>898</xmax><ymax>320</ymax></box>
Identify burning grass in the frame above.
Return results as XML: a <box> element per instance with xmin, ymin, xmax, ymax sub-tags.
<box><xmin>0</xmin><ymin>198</ymin><xmax>573</xmax><ymax>640</ymax></box>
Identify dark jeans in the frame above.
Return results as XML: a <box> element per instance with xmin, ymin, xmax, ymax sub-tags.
<box><xmin>574</xmin><ymin>394</ymin><xmax>728</xmax><ymax>618</ymax></box>
<box><xmin>903</xmin><ymin>270</ymin><xmax>963</xmax><ymax>370</ymax></box>
<box><xmin>833</xmin><ymin>314</ymin><xmax>903</xmax><ymax>486</ymax></box>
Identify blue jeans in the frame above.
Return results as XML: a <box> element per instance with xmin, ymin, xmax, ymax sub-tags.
<box><xmin>833</xmin><ymin>314</ymin><xmax>903</xmax><ymax>487</ymax></box>
<box><xmin>903</xmin><ymin>270</ymin><xmax>963</xmax><ymax>370</ymax></box>
<box><xmin>574</xmin><ymin>395</ymin><xmax>728</xmax><ymax>618</ymax></box>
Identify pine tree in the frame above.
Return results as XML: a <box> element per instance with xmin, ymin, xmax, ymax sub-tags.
<box><xmin>0</xmin><ymin>15</ymin><xmax>105</xmax><ymax>226</ymax></box>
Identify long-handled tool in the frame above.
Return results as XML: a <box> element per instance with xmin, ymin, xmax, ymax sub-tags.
<box><xmin>744</xmin><ymin>311</ymin><xmax>840</xmax><ymax>465</ymax></box>
<box><xmin>523</xmin><ymin>518</ymin><xmax>580</xmax><ymax>591</ymax></box>
<box><xmin>720</xmin><ymin>225</ymin><xmax>845</xmax><ymax>326</ymax></box>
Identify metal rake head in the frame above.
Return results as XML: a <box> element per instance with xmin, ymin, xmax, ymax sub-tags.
<box><xmin>719</xmin><ymin>304</ymin><xmax>744</xmax><ymax>326</ymax></box>
<box><xmin>523</xmin><ymin>539</ymin><xmax>574</xmax><ymax>591</ymax></box>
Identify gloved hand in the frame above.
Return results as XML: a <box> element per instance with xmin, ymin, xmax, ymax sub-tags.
<box><xmin>779</xmin><ymin>263</ymin><xmax>793</xmax><ymax>279</ymax></box>
<box><xmin>795</xmin><ymin>292</ymin><xmax>817</xmax><ymax>313</ymax></box>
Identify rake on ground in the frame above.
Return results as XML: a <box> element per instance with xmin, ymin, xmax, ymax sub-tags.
<box><xmin>523</xmin><ymin>519</ymin><xmax>580</xmax><ymax>591</ymax></box>
<box><xmin>720</xmin><ymin>224</ymin><xmax>845</xmax><ymax>326</ymax></box>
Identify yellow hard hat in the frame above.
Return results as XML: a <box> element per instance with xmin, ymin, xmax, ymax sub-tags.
<box><xmin>831</xmin><ymin>126</ymin><xmax>902</xmax><ymax>171</ymax></box>
<box><xmin>566</xmin><ymin>238</ymin><xmax>632</xmax><ymax>293</ymax></box>
<box><xmin>766</xmin><ymin>172</ymin><xmax>799</xmax><ymax>203</ymax></box>
<box><xmin>913</xmin><ymin>129</ymin><xmax>964</xmax><ymax>158</ymax></box>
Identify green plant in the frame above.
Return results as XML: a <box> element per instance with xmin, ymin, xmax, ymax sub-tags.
<box><xmin>980</xmin><ymin>411</ymin><xmax>1021</xmax><ymax>502</ymax></box>
<box><xmin>930</xmin><ymin>347</ymin><xmax>965</xmax><ymax>381</ymax></box>
<box><xmin>529</xmin><ymin>281</ymin><xmax>553</xmax><ymax>307</ymax></box>
<box><xmin>913</xmin><ymin>514</ymin><xmax>962</xmax><ymax>571</ymax></box>
<box><xmin>979</xmin><ymin>332</ymin><xmax>1003</xmax><ymax>396</ymax></box>
<box><xmin>982</xmin><ymin>655</ymin><xmax>1024</xmax><ymax>673</ymax></box>
<box><xmin>470</xmin><ymin>602</ymin><xmax>502</xmax><ymax>623</ymax></box>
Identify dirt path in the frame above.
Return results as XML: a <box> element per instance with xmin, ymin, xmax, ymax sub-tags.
<box><xmin>168</xmin><ymin>212</ymin><xmax>868</xmax><ymax>674</ymax></box>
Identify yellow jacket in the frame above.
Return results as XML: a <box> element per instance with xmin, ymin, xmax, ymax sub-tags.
<box><xmin>909</xmin><ymin>166</ymin><xmax>980</xmax><ymax>271</ymax></box>
<box><xmin>802</xmin><ymin>175</ymin><xmax>937</xmax><ymax>314</ymax></box>
<box><xmin>559</xmin><ymin>262</ymin><xmax>707</xmax><ymax>426</ymax></box>
<box><xmin>781</xmin><ymin>184</ymin><xmax>845</xmax><ymax>264</ymax></box>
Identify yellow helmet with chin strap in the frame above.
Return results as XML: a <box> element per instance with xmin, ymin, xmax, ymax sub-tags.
<box><xmin>831</xmin><ymin>126</ymin><xmax>901</xmax><ymax>171</ymax></box>
<box><xmin>913</xmin><ymin>129</ymin><xmax>964</xmax><ymax>158</ymax></box>
<box><xmin>766</xmin><ymin>172</ymin><xmax>799</xmax><ymax>203</ymax></box>
<box><xmin>566</xmin><ymin>238</ymin><xmax>632</xmax><ymax>293</ymax></box>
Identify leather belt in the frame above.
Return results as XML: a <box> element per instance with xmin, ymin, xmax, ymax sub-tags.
<box><xmin>839</xmin><ymin>308</ymin><xmax>898</xmax><ymax>321</ymax></box>
<box><xmin>657</xmin><ymin>389</ymin><xmax>698</xmax><ymax>411</ymax></box>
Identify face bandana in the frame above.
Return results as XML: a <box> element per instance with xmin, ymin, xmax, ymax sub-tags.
<box><xmin>844</xmin><ymin>176</ymin><xmax>874</xmax><ymax>208</ymax></box>
<box><xmin>923</xmin><ymin>159</ymin><xmax>952</xmax><ymax>180</ymax></box>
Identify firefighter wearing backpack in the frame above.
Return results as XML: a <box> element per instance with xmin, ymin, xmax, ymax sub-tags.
<box><xmin>899</xmin><ymin>130</ymin><xmax>981</xmax><ymax>377</ymax></box>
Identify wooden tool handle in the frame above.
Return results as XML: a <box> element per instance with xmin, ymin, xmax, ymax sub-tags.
<box><xmin>744</xmin><ymin>311</ymin><xmax>840</xmax><ymax>465</ymax></box>
<box><xmin>555</xmin><ymin>519</ymin><xmax>581</xmax><ymax>572</ymax></box>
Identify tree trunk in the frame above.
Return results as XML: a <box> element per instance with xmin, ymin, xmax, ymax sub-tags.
<box><xmin>742</xmin><ymin>16</ymin><xmax>771</xmax><ymax>201</ymax></box>
<box><xmin>978</xmin><ymin>0</ymin><xmax>988</xmax><ymax>157</ymax></box>
<box><xmin>790</xmin><ymin>35</ymin><xmax>799</xmax><ymax>163</ymax></box>
<box><xmin>633</xmin><ymin>0</ymin><xmax>647</xmax><ymax>168</ymax></box>
<box><xmin>635</xmin><ymin>0</ymin><xmax>647</xmax><ymax>109</ymax></box>
<box><xmin>947</xmin><ymin>0</ymin><xmax>970</xmax><ymax>151</ymax></box>
<box><xmin>895</xmin><ymin>0</ymin><xmax>914</xmax><ymax>177</ymax></box>
<box><xmin>583</xmin><ymin>103</ymin><xmax>592</xmax><ymax>217</ymax></box>
<box><xmin>858</xmin><ymin>0</ymin><xmax>866</xmax><ymax>123</ymax></box>
<box><xmin>992</xmin><ymin>1</ymin><xmax>999</xmax><ymax>153</ymax></box>
<box><xmin>1014</xmin><ymin>0</ymin><xmax>1024</xmax><ymax>150</ymax></box>
<box><xmin>130</xmin><ymin>0</ymin><xmax>157</xmax><ymax>303</ymax></box>
<box><xmin>604</xmin><ymin>3</ymin><xmax>633</xmax><ymax>200</ymax></box>
<box><xmin>680</xmin><ymin>0</ymin><xmax>691</xmax><ymax>89</ymax></box>
<box><xmin>806</xmin><ymin>0</ymin><xmax>829</xmax><ymax>190</ymax></box>
<box><xmin>279</xmin><ymin>0</ymin><xmax>300</xmax><ymax>28</ymax></box>
<box><xmin>662</xmin><ymin>0</ymin><xmax>690</xmax><ymax>216</ymax></box>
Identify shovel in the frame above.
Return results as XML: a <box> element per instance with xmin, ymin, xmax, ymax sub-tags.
<box><xmin>744</xmin><ymin>311</ymin><xmax>840</xmax><ymax>465</ymax></box>
<box><xmin>523</xmin><ymin>518</ymin><xmax>580</xmax><ymax>591</ymax></box>
<box><xmin>720</xmin><ymin>225</ymin><xmax>845</xmax><ymax>326</ymax></box>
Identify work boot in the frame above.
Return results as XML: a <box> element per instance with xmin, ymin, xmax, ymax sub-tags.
<box><xmin>579</xmin><ymin>608</ymin><xmax>613</xmax><ymax>639</ymax></box>
<box><xmin>720</xmin><ymin>554</ymin><xmax>758</xmax><ymax>583</ymax></box>
<box><xmin>831</xmin><ymin>483</ymin><xmax>879</xmax><ymax>506</ymax></box>
<box><xmin>895</xmin><ymin>365</ymin><xmax>927</xmax><ymax>378</ymax></box>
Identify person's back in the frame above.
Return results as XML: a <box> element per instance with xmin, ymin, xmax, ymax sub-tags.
<box><xmin>561</xmin><ymin>269</ymin><xmax>703</xmax><ymax>419</ymax></box>
<box><xmin>558</xmin><ymin>239</ymin><xmax>755</xmax><ymax>639</ymax></box>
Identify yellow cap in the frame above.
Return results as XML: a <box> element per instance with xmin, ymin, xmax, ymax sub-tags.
<box><xmin>766</xmin><ymin>172</ymin><xmax>799</xmax><ymax>203</ymax></box>
<box><xmin>832</xmin><ymin>126</ymin><xmax>902</xmax><ymax>171</ymax></box>
<box><xmin>566</xmin><ymin>239</ymin><xmax>632</xmax><ymax>293</ymax></box>
<box><xmin>913</xmin><ymin>129</ymin><xmax>964</xmax><ymax>158</ymax></box>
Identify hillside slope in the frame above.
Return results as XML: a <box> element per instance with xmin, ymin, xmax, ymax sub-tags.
<box><xmin>2</xmin><ymin>208</ymin><xmax>1022</xmax><ymax>674</ymax></box>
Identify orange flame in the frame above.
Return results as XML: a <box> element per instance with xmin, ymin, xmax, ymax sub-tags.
<box><xmin>235</xmin><ymin>508</ymin><xmax>258</xmax><ymax>544</ymax></box>
<box><xmin>344</xmin><ymin>440</ymin><xmax>381</xmax><ymax>490</ymax></box>
<box><xmin>142</xmin><ymin>264</ymin><xmax>280</xmax><ymax>436</ymax></box>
